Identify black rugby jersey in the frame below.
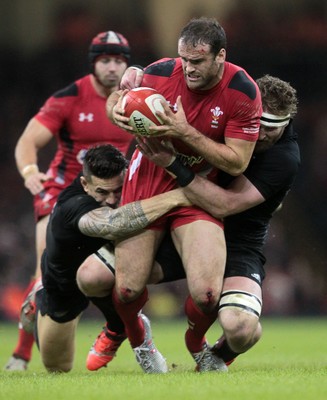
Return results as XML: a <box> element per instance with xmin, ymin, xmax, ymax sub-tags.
<box><xmin>41</xmin><ymin>175</ymin><xmax>108</xmax><ymax>291</ymax></box>
<box><xmin>221</xmin><ymin>122</ymin><xmax>300</xmax><ymax>250</ymax></box>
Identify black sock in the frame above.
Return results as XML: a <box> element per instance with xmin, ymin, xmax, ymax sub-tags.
<box><xmin>88</xmin><ymin>295</ymin><xmax>125</xmax><ymax>335</ymax></box>
<box><xmin>214</xmin><ymin>338</ymin><xmax>240</xmax><ymax>363</ymax></box>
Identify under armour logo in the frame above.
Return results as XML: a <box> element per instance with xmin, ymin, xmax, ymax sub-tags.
<box><xmin>79</xmin><ymin>113</ymin><xmax>94</xmax><ymax>122</ymax></box>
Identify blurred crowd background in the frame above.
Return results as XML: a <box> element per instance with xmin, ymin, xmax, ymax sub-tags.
<box><xmin>0</xmin><ymin>0</ymin><xmax>326</xmax><ymax>320</ymax></box>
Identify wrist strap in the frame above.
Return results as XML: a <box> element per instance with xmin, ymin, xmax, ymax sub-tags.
<box><xmin>165</xmin><ymin>158</ymin><xmax>195</xmax><ymax>187</ymax></box>
<box><xmin>21</xmin><ymin>164</ymin><xmax>39</xmax><ymax>179</ymax></box>
<box><xmin>130</xmin><ymin>65</ymin><xmax>144</xmax><ymax>71</ymax></box>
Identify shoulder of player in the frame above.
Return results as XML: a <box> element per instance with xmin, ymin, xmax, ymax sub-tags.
<box><xmin>56</xmin><ymin>190</ymin><xmax>98</xmax><ymax>227</ymax></box>
<box><xmin>253</xmin><ymin>139</ymin><xmax>300</xmax><ymax>175</ymax></box>
<box><xmin>42</xmin><ymin>76</ymin><xmax>93</xmax><ymax>114</ymax></box>
<box><xmin>51</xmin><ymin>75</ymin><xmax>90</xmax><ymax>100</ymax></box>
<box><xmin>144</xmin><ymin>58</ymin><xmax>177</xmax><ymax>78</ymax></box>
<box><xmin>56</xmin><ymin>178</ymin><xmax>86</xmax><ymax>206</ymax></box>
<box><xmin>224</xmin><ymin>62</ymin><xmax>259</xmax><ymax>101</ymax></box>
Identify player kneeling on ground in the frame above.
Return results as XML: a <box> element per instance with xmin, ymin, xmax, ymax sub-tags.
<box><xmin>35</xmin><ymin>144</ymin><xmax>190</xmax><ymax>373</ymax></box>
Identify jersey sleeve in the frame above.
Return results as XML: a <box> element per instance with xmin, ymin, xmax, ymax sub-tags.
<box><xmin>60</xmin><ymin>195</ymin><xmax>99</xmax><ymax>229</ymax></box>
<box><xmin>142</xmin><ymin>58</ymin><xmax>176</xmax><ymax>89</ymax></box>
<box><xmin>224</xmin><ymin>70</ymin><xmax>262</xmax><ymax>142</ymax></box>
<box><xmin>224</xmin><ymin>101</ymin><xmax>261</xmax><ymax>142</ymax></box>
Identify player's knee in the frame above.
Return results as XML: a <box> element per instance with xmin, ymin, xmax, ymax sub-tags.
<box><xmin>218</xmin><ymin>290</ymin><xmax>263</xmax><ymax>350</ymax></box>
<box><xmin>42</xmin><ymin>354</ymin><xmax>73</xmax><ymax>373</ymax></box>
<box><xmin>45</xmin><ymin>362</ymin><xmax>73</xmax><ymax>373</ymax></box>
<box><xmin>223</xmin><ymin>313</ymin><xmax>259</xmax><ymax>345</ymax></box>
<box><xmin>77</xmin><ymin>262</ymin><xmax>115</xmax><ymax>297</ymax></box>
<box><xmin>40</xmin><ymin>345</ymin><xmax>74</xmax><ymax>373</ymax></box>
<box><xmin>76</xmin><ymin>263</ymin><xmax>95</xmax><ymax>295</ymax></box>
<box><xmin>116</xmin><ymin>286</ymin><xmax>140</xmax><ymax>303</ymax></box>
<box><xmin>192</xmin><ymin>288</ymin><xmax>220</xmax><ymax>313</ymax></box>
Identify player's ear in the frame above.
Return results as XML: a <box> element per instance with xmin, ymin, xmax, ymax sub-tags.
<box><xmin>80</xmin><ymin>176</ymin><xmax>88</xmax><ymax>193</ymax></box>
<box><xmin>216</xmin><ymin>48</ymin><xmax>226</xmax><ymax>63</ymax></box>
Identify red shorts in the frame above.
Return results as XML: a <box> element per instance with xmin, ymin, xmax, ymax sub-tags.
<box><xmin>123</xmin><ymin>151</ymin><xmax>223</xmax><ymax>230</ymax></box>
<box><xmin>33</xmin><ymin>179</ymin><xmax>68</xmax><ymax>222</ymax></box>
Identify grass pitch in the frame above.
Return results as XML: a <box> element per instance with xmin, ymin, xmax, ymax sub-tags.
<box><xmin>0</xmin><ymin>318</ymin><xmax>326</xmax><ymax>400</ymax></box>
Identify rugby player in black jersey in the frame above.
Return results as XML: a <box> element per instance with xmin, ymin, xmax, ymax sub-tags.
<box><xmin>35</xmin><ymin>143</ymin><xmax>190</xmax><ymax>373</ymax></box>
<box><xmin>134</xmin><ymin>74</ymin><xmax>300</xmax><ymax>369</ymax></box>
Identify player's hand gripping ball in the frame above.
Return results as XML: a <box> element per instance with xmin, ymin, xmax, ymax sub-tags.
<box><xmin>121</xmin><ymin>87</ymin><xmax>167</xmax><ymax>136</ymax></box>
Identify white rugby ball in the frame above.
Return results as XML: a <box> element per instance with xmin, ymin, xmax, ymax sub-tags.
<box><xmin>121</xmin><ymin>87</ymin><xmax>167</xmax><ymax>136</ymax></box>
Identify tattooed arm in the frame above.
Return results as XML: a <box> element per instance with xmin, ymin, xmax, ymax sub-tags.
<box><xmin>78</xmin><ymin>188</ymin><xmax>191</xmax><ymax>240</ymax></box>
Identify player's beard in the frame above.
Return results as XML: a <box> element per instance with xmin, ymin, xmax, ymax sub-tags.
<box><xmin>254</xmin><ymin>140</ymin><xmax>272</xmax><ymax>153</ymax></box>
<box><xmin>95</xmin><ymin>71</ymin><xmax>120</xmax><ymax>90</ymax></box>
<box><xmin>99</xmin><ymin>75</ymin><xmax>120</xmax><ymax>89</ymax></box>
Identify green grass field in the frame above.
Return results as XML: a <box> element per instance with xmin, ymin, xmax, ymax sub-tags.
<box><xmin>0</xmin><ymin>318</ymin><xmax>326</xmax><ymax>400</ymax></box>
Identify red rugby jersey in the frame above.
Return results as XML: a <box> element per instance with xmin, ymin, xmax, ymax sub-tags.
<box><xmin>35</xmin><ymin>74</ymin><xmax>134</xmax><ymax>185</ymax></box>
<box><xmin>122</xmin><ymin>59</ymin><xmax>262</xmax><ymax>215</ymax></box>
<box><xmin>142</xmin><ymin>58</ymin><xmax>262</xmax><ymax>174</ymax></box>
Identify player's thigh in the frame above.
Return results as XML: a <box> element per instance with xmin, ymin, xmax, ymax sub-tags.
<box><xmin>115</xmin><ymin>229</ymin><xmax>164</xmax><ymax>290</ymax></box>
<box><xmin>37</xmin><ymin>312</ymin><xmax>78</xmax><ymax>366</ymax></box>
<box><xmin>172</xmin><ymin>220</ymin><xmax>226</xmax><ymax>296</ymax></box>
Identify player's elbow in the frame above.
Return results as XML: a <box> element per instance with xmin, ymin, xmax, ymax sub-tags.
<box><xmin>210</xmin><ymin>197</ymin><xmax>240</xmax><ymax>219</ymax></box>
<box><xmin>210</xmin><ymin>206</ymin><xmax>230</xmax><ymax>220</ymax></box>
<box><xmin>227</xmin><ymin>163</ymin><xmax>248</xmax><ymax>177</ymax></box>
<box><xmin>225</xmin><ymin>152</ymin><xmax>252</xmax><ymax>176</ymax></box>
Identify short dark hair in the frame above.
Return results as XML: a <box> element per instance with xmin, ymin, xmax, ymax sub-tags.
<box><xmin>179</xmin><ymin>17</ymin><xmax>227</xmax><ymax>55</ymax></box>
<box><xmin>83</xmin><ymin>144</ymin><xmax>128</xmax><ymax>181</ymax></box>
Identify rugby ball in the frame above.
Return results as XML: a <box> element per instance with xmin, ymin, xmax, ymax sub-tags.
<box><xmin>121</xmin><ymin>87</ymin><xmax>167</xmax><ymax>136</ymax></box>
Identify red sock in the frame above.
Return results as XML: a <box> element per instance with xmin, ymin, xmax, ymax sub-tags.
<box><xmin>112</xmin><ymin>288</ymin><xmax>148</xmax><ymax>348</ymax></box>
<box><xmin>11</xmin><ymin>278</ymin><xmax>37</xmax><ymax>361</ymax></box>
<box><xmin>13</xmin><ymin>328</ymin><xmax>34</xmax><ymax>361</ymax></box>
<box><xmin>184</xmin><ymin>295</ymin><xmax>218</xmax><ymax>353</ymax></box>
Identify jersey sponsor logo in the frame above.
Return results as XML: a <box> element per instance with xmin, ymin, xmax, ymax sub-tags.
<box><xmin>243</xmin><ymin>126</ymin><xmax>259</xmax><ymax>135</ymax></box>
<box><xmin>177</xmin><ymin>152</ymin><xmax>203</xmax><ymax>167</ymax></box>
<box><xmin>210</xmin><ymin>106</ymin><xmax>224</xmax><ymax>128</ymax></box>
<box><xmin>79</xmin><ymin>112</ymin><xmax>94</xmax><ymax>122</ymax></box>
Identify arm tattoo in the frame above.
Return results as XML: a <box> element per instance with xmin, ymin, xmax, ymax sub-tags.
<box><xmin>78</xmin><ymin>201</ymin><xmax>149</xmax><ymax>240</ymax></box>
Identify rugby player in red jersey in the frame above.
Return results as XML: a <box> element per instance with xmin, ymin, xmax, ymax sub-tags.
<box><xmin>106</xmin><ymin>17</ymin><xmax>262</xmax><ymax>372</ymax></box>
<box><xmin>79</xmin><ymin>75</ymin><xmax>299</xmax><ymax>373</ymax></box>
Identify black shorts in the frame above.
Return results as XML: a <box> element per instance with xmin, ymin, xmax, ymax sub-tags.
<box><xmin>224</xmin><ymin>244</ymin><xmax>266</xmax><ymax>287</ymax></box>
<box><xmin>156</xmin><ymin>236</ymin><xmax>266</xmax><ymax>287</ymax></box>
<box><xmin>155</xmin><ymin>234</ymin><xmax>185</xmax><ymax>283</ymax></box>
<box><xmin>38</xmin><ymin>253</ymin><xmax>89</xmax><ymax>323</ymax></box>
<box><xmin>36</xmin><ymin>287</ymin><xmax>89</xmax><ymax>323</ymax></box>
